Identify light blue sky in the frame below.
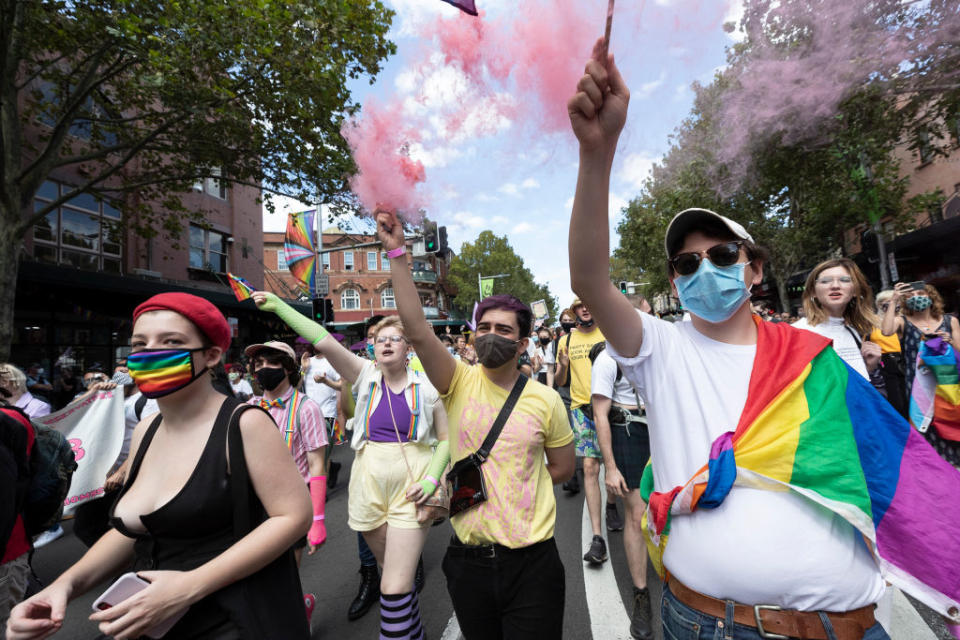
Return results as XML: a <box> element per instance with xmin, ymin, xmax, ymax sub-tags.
<box><xmin>263</xmin><ymin>0</ymin><xmax>742</xmax><ymax>307</ymax></box>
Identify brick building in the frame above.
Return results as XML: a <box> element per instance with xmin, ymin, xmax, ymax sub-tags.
<box><xmin>13</xmin><ymin>171</ymin><xmax>296</xmax><ymax>376</ymax></box>
<box><xmin>262</xmin><ymin>217</ymin><xmax>460</xmax><ymax>331</ymax></box>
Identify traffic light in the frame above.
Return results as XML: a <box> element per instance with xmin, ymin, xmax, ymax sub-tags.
<box><xmin>311</xmin><ymin>298</ymin><xmax>334</xmax><ymax>324</ymax></box>
<box><xmin>424</xmin><ymin>221</ymin><xmax>439</xmax><ymax>253</ymax></box>
<box><xmin>438</xmin><ymin>225</ymin><xmax>448</xmax><ymax>255</ymax></box>
<box><xmin>619</xmin><ymin>280</ymin><xmax>628</xmax><ymax>294</ymax></box>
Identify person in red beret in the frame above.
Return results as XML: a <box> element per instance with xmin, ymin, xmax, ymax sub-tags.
<box><xmin>7</xmin><ymin>293</ymin><xmax>313</xmax><ymax>640</ymax></box>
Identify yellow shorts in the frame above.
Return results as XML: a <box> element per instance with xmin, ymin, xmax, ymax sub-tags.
<box><xmin>348</xmin><ymin>441</ymin><xmax>433</xmax><ymax>531</ymax></box>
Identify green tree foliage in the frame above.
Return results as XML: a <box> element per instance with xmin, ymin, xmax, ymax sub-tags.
<box><xmin>0</xmin><ymin>0</ymin><xmax>396</xmax><ymax>359</ymax></box>
<box><xmin>447</xmin><ymin>231</ymin><xmax>558</xmax><ymax>324</ymax></box>
<box><xmin>614</xmin><ymin>0</ymin><xmax>957</xmax><ymax>312</ymax></box>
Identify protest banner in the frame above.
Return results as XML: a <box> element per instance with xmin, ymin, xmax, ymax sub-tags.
<box><xmin>36</xmin><ymin>389</ymin><xmax>125</xmax><ymax>515</ymax></box>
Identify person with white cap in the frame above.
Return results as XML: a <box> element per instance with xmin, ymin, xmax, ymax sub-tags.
<box><xmin>565</xmin><ymin>41</ymin><xmax>891</xmax><ymax>640</ymax></box>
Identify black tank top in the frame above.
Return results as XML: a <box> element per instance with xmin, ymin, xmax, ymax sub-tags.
<box><xmin>110</xmin><ymin>398</ymin><xmax>309</xmax><ymax>640</ymax></box>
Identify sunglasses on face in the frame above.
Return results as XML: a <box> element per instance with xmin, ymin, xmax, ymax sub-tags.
<box><xmin>669</xmin><ymin>241</ymin><xmax>744</xmax><ymax>276</ymax></box>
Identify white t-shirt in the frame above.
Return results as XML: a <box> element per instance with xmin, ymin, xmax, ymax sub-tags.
<box><xmin>590</xmin><ymin>348</ymin><xmax>641</xmax><ymax>406</ymax></box>
<box><xmin>120</xmin><ymin>392</ymin><xmax>159</xmax><ymax>465</ymax></box>
<box><xmin>230</xmin><ymin>378</ymin><xmax>253</xmax><ymax>398</ymax></box>
<box><xmin>608</xmin><ymin>312</ymin><xmax>884</xmax><ymax>611</ymax></box>
<box><xmin>792</xmin><ymin>316</ymin><xmax>869</xmax><ymax>379</ymax></box>
<box><xmin>303</xmin><ymin>356</ymin><xmax>340</xmax><ymax>419</ymax></box>
<box><xmin>537</xmin><ymin>341</ymin><xmax>555</xmax><ymax>374</ymax></box>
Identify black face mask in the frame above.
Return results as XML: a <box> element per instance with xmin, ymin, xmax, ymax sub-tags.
<box><xmin>561</xmin><ymin>321</ymin><xmax>575</xmax><ymax>333</ymax></box>
<box><xmin>577</xmin><ymin>316</ymin><xmax>595</xmax><ymax>329</ymax></box>
<box><xmin>474</xmin><ymin>334</ymin><xmax>520</xmax><ymax>369</ymax></box>
<box><xmin>255</xmin><ymin>367</ymin><xmax>287</xmax><ymax>392</ymax></box>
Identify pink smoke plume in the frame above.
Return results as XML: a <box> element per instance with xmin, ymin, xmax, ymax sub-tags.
<box><xmin>712</xmin><ymin>0</ymin><xmax>960</xmax><ymax>192</ymax></box>
<box><xmin>343</xmin><ymin>0</ymin><xmax>741</xmax><ymax>215</ymax></box>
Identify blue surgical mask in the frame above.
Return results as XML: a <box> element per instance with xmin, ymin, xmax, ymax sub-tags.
<box><xmin>674</xmin><ymin>260</ymin><xmax>752</xmax><ymax>324</ymax></box>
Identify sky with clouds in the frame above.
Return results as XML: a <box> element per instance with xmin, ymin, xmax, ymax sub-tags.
<box><xmin>262</xmin><ymin>0</ymin><xmax>743</xmax><ymax>308</ymax></box>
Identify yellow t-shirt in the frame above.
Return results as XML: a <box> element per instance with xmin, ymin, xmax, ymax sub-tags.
<box><xmin>558</xmin><ymin>327</ymin><xmax>605</xmax><ymax>408</ymax></box>
<box><xmin>869</xmin><ymin>328</ymin><xmax>901</xmax><ymax>354</ymax></box>
<box><xmin>441</xmin><ymin>361</ymin><xmax>573</xmax><ymax>548</ymax></box>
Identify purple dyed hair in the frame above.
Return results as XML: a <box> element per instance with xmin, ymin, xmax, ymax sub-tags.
<box><xmin>474</xmin><ymin>294</ymin><xmax>533</xmax><ymax>337</ymax></box>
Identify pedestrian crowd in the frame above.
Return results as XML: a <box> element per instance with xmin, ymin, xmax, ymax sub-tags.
<box><xmin>3</xmin><ymin>38</ymin><xmax>960</xmax><ymax>640</ymax></box>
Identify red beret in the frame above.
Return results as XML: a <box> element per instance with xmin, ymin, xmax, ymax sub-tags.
<box><xmin>133</xmin><ymin>292</ymin><xmax>231</xmax><ymax>351</ymax></box>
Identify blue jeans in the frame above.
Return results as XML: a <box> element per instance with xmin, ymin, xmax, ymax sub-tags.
<box><xmin>662</xmin><ymin>586</ymin><xmax>890</xmax><ymax>640</ymax></box>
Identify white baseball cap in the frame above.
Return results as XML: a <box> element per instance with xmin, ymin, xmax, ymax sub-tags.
<box><xmin>664</xmin><ymin>208</ymin><xmax>753</xmax><ymax>257</ymax></box>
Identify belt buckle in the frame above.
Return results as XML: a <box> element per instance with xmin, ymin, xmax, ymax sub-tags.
<box><xmin>480</xmin><ymin>544</ymin><xmax>496</xmax><ymax>559</ymax></box>
<box><xmin>754</xmin><ymin>604</ymin><xmax>789</xmax><ymax>640</ymax></box>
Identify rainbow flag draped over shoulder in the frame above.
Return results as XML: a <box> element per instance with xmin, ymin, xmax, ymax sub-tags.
<box><xmin>909</xmin><ymin>337</ymin><xmax>960</xmax><ymax>443</ymax></box>
<box><xmin>641</xmin><ymin>317</ymin><xmax>960</xmax><ymax>621</ymax></box>
<box><xmin>227</xmin><ymin>272</ymin><xmax>257</xmax><ymax>301</ymax></box>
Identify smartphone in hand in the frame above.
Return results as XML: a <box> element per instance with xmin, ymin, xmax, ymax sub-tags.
<box><xmin>909</xmin><ymin>281</ymin><xmax>926</xmax><ymax>291</ymax></box>
<box><xmin>92</xmin><ymin>572</ymin><xmax>186</xmax><ymax>639</ymax></box>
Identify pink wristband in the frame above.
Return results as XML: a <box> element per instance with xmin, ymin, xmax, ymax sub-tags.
<box><xmin>310</xmin><ymin>476</ymin><xmax>326</xmax><ymax>483</ymax></box>
<box><xmin>424</xmin><ymin>475</ymin><xmax>439</xmax><ymax>488</ymax></box>
<box><xmin>386</xmin><ymin>246</ymin><xmax>406</xmax><ymax>259</ymax></box>
<box><xmin>313</xmin><ymin>514</ymin><xmax>325</xmax><ymax>521</ymax></box>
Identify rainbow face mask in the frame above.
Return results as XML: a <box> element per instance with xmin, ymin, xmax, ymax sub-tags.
<box><xmin>126</xmin><ymin>348</ymin><xmax>206</xmax><ymax>398</ymax></box>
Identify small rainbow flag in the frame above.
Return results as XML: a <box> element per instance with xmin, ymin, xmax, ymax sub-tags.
<box><xmin>227</xmin><ymin>273</ymin><xmax>257</xmax><ymax>302</ymax></box>
<box><xmin>910</xmin><ymin>337</ymin><xmax>960</xmax><ymax>443</ymax></box>
<box><xmin>641</xmin><ymin>317</ymin><xmax>960</xmax><ymax>620</ymax></box>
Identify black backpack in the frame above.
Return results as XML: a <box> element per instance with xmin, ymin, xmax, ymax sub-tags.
<box><xmin>22</xmin><ymin>413</ymin><xmax>77</xmax><ymax>537</ymax></box>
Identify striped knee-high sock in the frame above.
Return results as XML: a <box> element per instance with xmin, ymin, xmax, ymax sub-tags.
<box><xmin>379</xmin><ymin>591</ymin><xmax>424</xmax><ymax>640</ymax></box>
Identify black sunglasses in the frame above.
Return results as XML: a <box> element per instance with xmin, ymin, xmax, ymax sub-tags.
<box><xmin>669</xmin><ymin>241</ymin><xmax>744</xmax><ymax>276</ymax></box>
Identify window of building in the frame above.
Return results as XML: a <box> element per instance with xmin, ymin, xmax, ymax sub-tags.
<box><xmin>381</xmin><ymin>252</ymin><xmax>390</xmax><ymax>271</ymax></box>
<box><xmin>277</xmin><ymin>250</ymin><xmax>288</xmax><ymax>271</ymax></box>
<box><xmin>381</xmin><ymin>288</ymin><xmax>395</xmax><ymax>309</ymax></box>
<box><xmin>193</xmin><ymin>166</ymin><xmax>228</xmax><ymax>199</ymax></box>
<box><xmin>367</xmin><ymin>251</ymin><xmax>378</xmax><ymax>271</ymax></box>
<box><xmin>32</xmin><ymin>180</ymin><xmax>123</xmax><ymax>274</ymax></box>
<box><xmin>341</xmin><ymin>288</ymin><xmax>360</xmax><ymax>310</ymax></box>
<box><xmin>189</xmin><ymin>225</ymin><xmax>229</xmax><ymax>272</ymax></box>
<box><xmin>918</xmin><ymin>129</ymin><xmax>934</xmax><ymax>165</ymax></box>
<box><xmin>344</xmin><ymin>251</ymin><xmax>354</xmax><ymax>271</ymax></box>
<box><xmin>322</xmin><ymin>252</ymin><xmax>330</xmax><ymax>270</ymax></box>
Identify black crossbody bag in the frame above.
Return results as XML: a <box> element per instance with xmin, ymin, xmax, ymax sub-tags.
<box><xmin>446</xmin><ymin>375</ymin><xmax>527</xmax><ymax>517</ymax></box>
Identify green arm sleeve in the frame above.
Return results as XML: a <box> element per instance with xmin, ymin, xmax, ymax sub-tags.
<box><xmin>417</xmin><ymin>440</ymin><xmax>451</xmax><ymax>496</ymax></box>
<box><xmin>267</xmin><ymin>293</ymin><xmax>329</xmax><ymax>345</ymax></box>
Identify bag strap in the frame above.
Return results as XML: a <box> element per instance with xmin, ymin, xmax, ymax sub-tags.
<box><xmin>843</xmin><ymin>324</ymin><xmax>863</xmax><ymax>348</ymax></box>
<box><xmin>476</xmin><ymin>374</ymin><xmax>527</xmax><ymax>462</ymax></box>
<box><xmin>384</xmin><ymin>377</ymin><xmax>417</xmax><ymax>485</ymax></box>
<box><xmin>226</xmin><ymin>401</ymin><xmax>263</xmax><ymax>539</ymax></box>
<box><xmin>134</xmin><ymin>394</ymin><xmax>148</xmax><ymax>421</ymax></box>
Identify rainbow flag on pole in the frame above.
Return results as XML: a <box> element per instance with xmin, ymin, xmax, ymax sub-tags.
<box><xmin>909</xmin><ymin>337</ymin><xmax>960</xmax><ymax>442</ymax></box>
<box><xmin>641</xmin><ymin>317</ymin><xmax>960</xmax><ymax>621</ymax></box>
<box><xmin>227</xmin><ymin>272</ymin><xmax>257</xmax><ymax>301</ymax></box>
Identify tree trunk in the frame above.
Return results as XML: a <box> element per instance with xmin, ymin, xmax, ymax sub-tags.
<box><xmin>776</xmin><ymin>276</ymin><xmax>791</xmax><ymax>315</ymax></box>
<box><xmin>0</xmin><ymin>221</ymin><xmax>22</xmax><ymax>362</ymax></box>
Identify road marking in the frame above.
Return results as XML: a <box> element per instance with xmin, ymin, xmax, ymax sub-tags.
<box><xmin>440</xmin><ymin>611</ymin><xmax>463</xmax><ymax>640</ymax></box>
<box><xmin>888</xmin><ymin>587</ymin><xmax>937</xmax><ymax>640</ymax></box>
<box><xmin>583</xmin><ymin>466</ymin><xmax>633</xmax><ymax>640</ymax></box>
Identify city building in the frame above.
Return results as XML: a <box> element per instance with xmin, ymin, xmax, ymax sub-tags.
<box><xmin>846</xmin><ymin>119</ymin><xmax>960</xmax><ymax>311</ymax></box>
<box><xmin>262</xmin><ymin>217</ymin><xmax>461</xmax><ymax>333</ymax></box>
<box><xmin>13</xmin><ymin>172</ymin><xmax>301</xmax><ymax>385</ymax></box>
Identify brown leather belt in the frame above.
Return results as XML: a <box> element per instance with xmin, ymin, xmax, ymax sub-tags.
<box><xmin>668</xmin><ymin>577</ymin><xmax>875</xmax><ymax>640</ymax></box>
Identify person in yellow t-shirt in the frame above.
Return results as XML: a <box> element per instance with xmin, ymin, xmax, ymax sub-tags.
<box><xmin>555</xmin><ymin>298</ymin><xmax>618</xmax><ymax>565</ymax></box>
<box><xmin>375</xmin><ymin>208</ymin><xmax>575</xmax><ymax>640</ymax></box>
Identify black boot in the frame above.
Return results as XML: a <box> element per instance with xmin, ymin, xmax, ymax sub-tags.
<box><xmin>327</xmin><ymin>460</ymin><xmax>341</xmax><ymax>489</ymax></box>
<box><xmin>348</xmin><ymin>564</ymin><xmax>380</xmax><ymax>621</ymax></box>
<box><xmin>630</xmin><ymin>586</ymin><xmax>653</xmax><ymax>639</ymax></box>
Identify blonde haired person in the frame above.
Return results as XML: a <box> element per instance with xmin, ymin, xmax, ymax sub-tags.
<box><xmin>793</xmin><ymin>258</ymin><xmax>881</xmax><ymax>380</ymax></box>
<box><xmin>0</xmin><ymin>364</ymin><xmax>51</xmax><ymax>418</ymax></box>
<box><xmin>251</xmin><ymin>292</ymin><xmax>450</xmax><ymax>640</ymax></box>
<box><xmin>867</xmin><ymin>291</ymin><xmax>909</xmax><ymax>417</ymax></box>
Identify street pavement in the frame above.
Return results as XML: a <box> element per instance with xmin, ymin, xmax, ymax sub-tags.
<box><xmin>26</xmin><ymin>448</ymin><xmax>949</xmax><ymax>640</ymax></box>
